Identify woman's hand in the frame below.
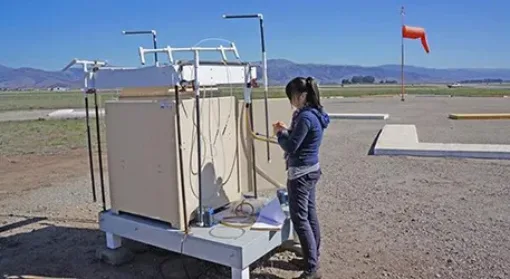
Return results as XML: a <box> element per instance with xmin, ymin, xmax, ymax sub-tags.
<box><xmin>273</xmin><ymin>121</ymin><xmax>287</xmax><ymax>135</ymax></box>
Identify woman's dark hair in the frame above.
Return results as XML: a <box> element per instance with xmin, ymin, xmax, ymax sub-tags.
<box><xmin>285</xmin><ymin>76</ymin><xmax>322</xmax><ymax>109</ymax></box>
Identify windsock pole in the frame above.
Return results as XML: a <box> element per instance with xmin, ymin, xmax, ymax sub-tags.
<box><xmin>401</xmin><ymin>6</ymin><xmax>405</xmax><ymax>102</ymax></box>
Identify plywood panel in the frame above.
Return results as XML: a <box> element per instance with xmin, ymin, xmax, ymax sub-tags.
<box><xmin>105</xmin><ymin>100</ymin><xmax>181</xmax><ymax>226</ymax></box>
<box><xmin>178</xmin><ymin>96</ymin><xmax>242</xmax><ymax>220</ymax></box>
<box><xmin>105</xmin><ymin>96</ymin><xmax>241</xmax><ymax>230</ymax></box>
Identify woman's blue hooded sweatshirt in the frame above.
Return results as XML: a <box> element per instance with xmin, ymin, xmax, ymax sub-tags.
<box><xmin>276</xmin><ymin>106</ymin><xmax>330</xmax><ymax>168</ymax></box>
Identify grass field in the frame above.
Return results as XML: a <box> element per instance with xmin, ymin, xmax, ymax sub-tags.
<box><xmin>1</xmin><ymin>84</ymin><xmax>508</xmax><ymax>155</ymax></box>
<box><xmin>1</xmin><ymin>85</ymin><xmax>509</xmax><ymax>111</ymax></box>
<box><xmin>0</xmin><ymin>91</ymin><xmax>118</xmax><ymax>112</ymax></box>
<box><xmin>0</xmin><ymin>119</ymin><xmax>105</xmax><ymax>156</ymax></box>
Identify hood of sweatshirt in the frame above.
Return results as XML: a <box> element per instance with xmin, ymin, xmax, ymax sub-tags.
<box><xmin>308</xmin><ymin>107</ymin><xmax>330</xmax><ymax>129</ymax></box>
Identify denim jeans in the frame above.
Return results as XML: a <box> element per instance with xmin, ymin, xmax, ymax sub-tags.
<box><xmin>287</xmin><ymin>169</ymin><xmax>321</xmax><ymax>273</ymax></box>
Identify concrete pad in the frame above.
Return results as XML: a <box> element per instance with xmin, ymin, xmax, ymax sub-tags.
<box><xmin>47</xmin><ymin>109</ymin><xmax>74</xmax><ymax>118</ymax></box>
<box><xmin>0</xmin><ymin>109</ymin><xmax>55</xmax><ymax>122</ymax></box>
<box><xmin>359</xmin><ymin>94</ymin><xmax>398</xmax><ymax>98</ymax></box>
<box><xmin>329</xmin><ymin>113</ymin><xmax>389</xmax><ymax>120</ymax></box>
<box><xmin>47</xmin><ymin>108</ymin><xmax>105</xmax><ymax>119</ymax></box>
<box><xmin>374</xmin><ymin>124</ymin><xmax>510</xmax><ymax>160</ymax></box>
<box><xmin>413</xmin><ymin>94</ymin><xmax>452</xmax><ymax>98</ymax></box>
<box><xmin>375</xmin><ymin>124</ymin><xmax>419</xmax><ymax>146</ymax></box>
<box><xmin>95</xmin><ymin>246</ymin><xmax>135</xmax><ymax>266</ymax></box>
<box><xmin>448</xmin><ymin>113</ymin><xmax>510</xmax><ymax>120</ymax></box>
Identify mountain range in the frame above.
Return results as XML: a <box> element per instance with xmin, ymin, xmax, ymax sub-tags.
<box><xmin>2</xmin><ymin>59</ymin><xmax>510</xmax><ymax>89</ymax></box>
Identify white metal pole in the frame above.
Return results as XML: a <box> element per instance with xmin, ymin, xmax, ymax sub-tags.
<box><xmin>401</xmin><ymin>6</ymin><xmax>405</xmax><ymax>102</ymax></box>
<box><xmin>193</xmin><ymin>49</ymin><xmax>204</xmax><ymax>227</ymax></box>
<box><xmin>123</xmin><ymin>30</ymin><xmax>159</xmax><ymax>66</ymax></box>
<box><xmin>259</xmin><ymin>15</ymin><xmax>271</xmax><ymax>162</ymax></box>
<box><xmin>222</xmin><ymin>13</ymin><xmax>271</xmax><ymax>162</ymax></box>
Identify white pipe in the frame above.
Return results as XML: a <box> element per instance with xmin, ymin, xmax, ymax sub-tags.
<box><xmin>138</xmin><ymin>44</ymin><xmax>239</xmax><ymax>65</ymax></box>
<box><xmin>62</xmin><ymin>59</ymin><xmax>107</xmax><ymax>72</ymax></box>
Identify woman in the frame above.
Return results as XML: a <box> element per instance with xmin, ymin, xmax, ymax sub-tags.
<box><xmin>273</xmin><ymin>77</ymin><xmax>330</xmax><ymax>279</ymax></box>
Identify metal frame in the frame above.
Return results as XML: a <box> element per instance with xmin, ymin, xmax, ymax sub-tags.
<box><xmin>62</xmin><ymin>59</ymin><xmax>107</xmax><ymax>208</ymax></box>
<box><xmin>122</xmin><ymin>30</ymin><xmax>159</xmax><ymax>66</ymax></box>
<box><xmin>99</xmin><ymin>209</ymin><xmax>294</xmax><ymax>279</ymax></box>
<box><xmin>138</xmin><ymin>44</ymin><xmax>241</xmax><ymax>227</ymax></box>
<box><xmin>138</xmin><ymin>43</ymin><xmax>240</xmax><ymax>66</ymax></box>
<box><xmin>223</xmin><ymin>13</ymin><xmax>271</xmax><ymax>164</ymax></box>
<box><xmin>85</xmin><ymin>34</ymin><xmax>294</xmax><ymax>279</ymax></box>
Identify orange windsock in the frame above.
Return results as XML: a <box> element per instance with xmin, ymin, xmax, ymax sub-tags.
<box><xmin>402</xmin><ymin>25</ymin><xmax>430</xmax><ymax>53</ymax></box>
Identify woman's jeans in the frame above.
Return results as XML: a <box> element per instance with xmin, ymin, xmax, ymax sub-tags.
<box><xmin>287</xmin><ymin>169</ymin><xmax>321</xmax><ymax>273</ymax></box>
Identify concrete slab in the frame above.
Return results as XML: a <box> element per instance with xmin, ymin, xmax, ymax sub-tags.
<box><xmin>359</xmin><ymin>94</ymin><xmax>397</xmax><ymax>98</ymax></box>
<box><xmin>0</xmin><ymin>109</ymin><xmax>55</xmax><ymax>122</ymax></box>
<box><xmin>449</xmin><ymin>113</ymin><xmax>510</xmax><ymax>120</ymax></box>
<box><xmin>374</xmin><ymin>124</ymin><xmax>510</xmax><ymax>160</ymax></box>
<box><xmin>413</xmin><ymin>94</ymin><xmax>452</xmax><ymax>98</ymax></box>
<box><xmin>375</xmin><ymin>124</ymin><xmax>419</xmax><ymax>146</ymax></box>
<box><xmin>329</xmin><ymin>113</ymin><xmax>389</xmax><ymax>120</ymax></box>
<box><xmin>47</xmin><ymin>108</ymin><xmax>105</xmax><ymax>119</ymax></box>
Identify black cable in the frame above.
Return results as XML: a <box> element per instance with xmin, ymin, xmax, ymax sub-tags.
<box><xmin>84</xmin><ymin>90</ymin><xmax>97</xmax><ymax>202</ymax></box>
<box><xmin>89</xmin><ymin>67</ymin><xmax>106</xmax><ymax>211</ymax></box>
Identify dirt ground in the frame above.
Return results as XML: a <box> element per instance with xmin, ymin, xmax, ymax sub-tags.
<box><xmin>1</xmin><ymin>96</ymin><xmax>510</xmax><ymax>279</ymax></box>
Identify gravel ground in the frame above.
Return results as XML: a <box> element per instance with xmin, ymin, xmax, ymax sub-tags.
<box><xmin>1</xmin><ymin>96</ymin><xmax>510</xmax><ymax>279</ymax></box>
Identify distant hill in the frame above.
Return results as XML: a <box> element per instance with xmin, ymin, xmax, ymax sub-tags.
<box><xmin>2</xmin><ymin>59</ymin><xmax>510</xmax><ymax>89</ymax></box>
<box><xmin>260</xmin><ymin>59</ymin><xmax>510</xmax><ymax>85</ymax></box>
<box><xmin>0</xmin><ymin>65</ymin><xmax>83</xmax><ymax>89</ymax></box>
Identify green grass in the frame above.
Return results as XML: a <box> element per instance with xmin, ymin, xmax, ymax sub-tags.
<box><xmin>1</xmin><ymin>84</ymin><xmax>508</xmax><ymax>156</ymax></box>
<box><xmin>0</xmin><ymin>119</ymin><xmax>106</xmax><ymax>156</ymax></box>
<box><xmin>1</xmin><ymin>85</ymin><xmax>509</xmax><ymax>112</ymax></box>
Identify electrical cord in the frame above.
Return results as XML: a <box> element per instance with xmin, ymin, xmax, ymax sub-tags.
<box><xmin>187</xmin><ymin>38</ymin><xmax>239</xmax><ymax>201</ymax></box>
<box><xmin>239</xmin><ymin>104</ymin><xmax>286</xmax><ymax>189</ymax></box>
<box><xmin>217</xmin><ymin>199</ymin><xmax>258</xmax><ymax>229</ymax></box>
<box><xmin>169</xmin><ymin>37</ymin><xmax>286</xmax><ymax>278</ymax></box>
<box><xmin>171</xmin><ymin>38</ymin><xmax>247</xmax><ymax>279</ymax></box>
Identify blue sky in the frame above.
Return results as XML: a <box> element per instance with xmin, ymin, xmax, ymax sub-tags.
<box><xmin>1</xmin><ymin>0</ymin><xmax>509</xmax><ymax>70</ymax></box>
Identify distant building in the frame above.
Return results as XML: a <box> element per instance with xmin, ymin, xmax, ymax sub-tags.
<box><xmin>48</xmin><ymin>86</ymin><xmax>69</xmax><ymax>92</ymax></box>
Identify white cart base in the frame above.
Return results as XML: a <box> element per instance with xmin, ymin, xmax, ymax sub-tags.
<box><xmin>98</xmin><ymin>210</ymin><xmax>295</xmax><ymax>279</ymax></box>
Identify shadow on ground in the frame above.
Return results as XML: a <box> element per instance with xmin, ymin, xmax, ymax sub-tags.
<box><xmin>0</xmin><ymin>222</ymin><xmax>299</xmax><ymax>279</ymax></box>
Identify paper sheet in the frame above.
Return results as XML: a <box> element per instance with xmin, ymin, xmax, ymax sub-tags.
<box><xmin>251</xmin><ymin>198</ymin><xmax>286</xmax><ymax>231</ymax></box>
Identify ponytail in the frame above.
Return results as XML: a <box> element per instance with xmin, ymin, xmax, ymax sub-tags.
<box><xmin>305</xmin><ymin>77</ymin><xmax>322</xmax><ymax>109</ymax></box>
<box><xmin>285</xmin><ymin>76</ymin><xmax>323</xmax><ymax>109</ymax></box>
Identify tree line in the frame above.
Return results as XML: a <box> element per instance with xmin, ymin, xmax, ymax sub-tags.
<box><xmin>459</xmin><ymin>78</ymin><xmax>507</xmax><ymax>84</ymax></box>
<box><xmin>341</xmin><ymin>75</ymin><xmax>397</xmax><ymax>85</ymax></box>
